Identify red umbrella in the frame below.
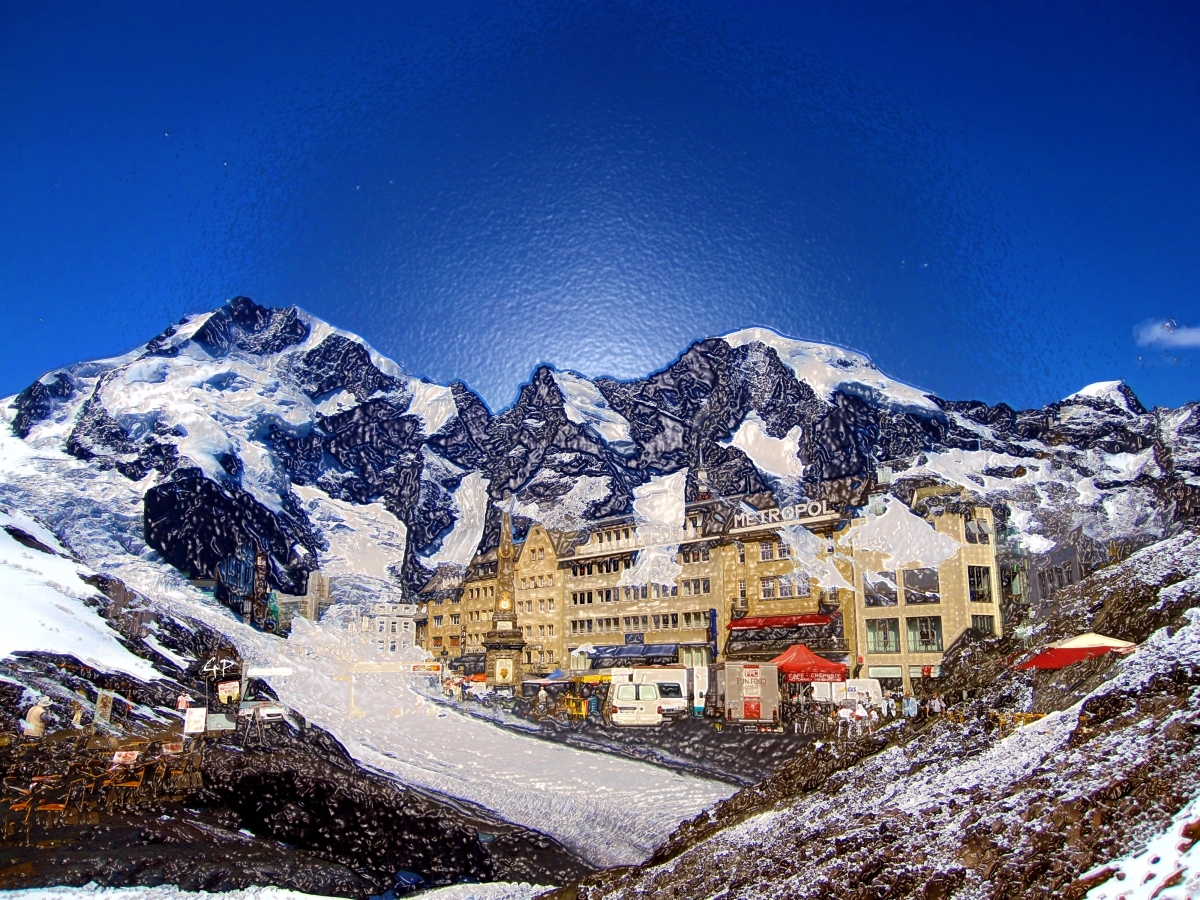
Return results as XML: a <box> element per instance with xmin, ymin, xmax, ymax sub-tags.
<box><xmin>770</xmin><ymin>644</ymin><xmax>848</xmax><ymax>683</ymax></box>
<box><xmin>1017</xmin><ymin>632</ymin><xmax>1135</xmax><ymax>671</ymax></box>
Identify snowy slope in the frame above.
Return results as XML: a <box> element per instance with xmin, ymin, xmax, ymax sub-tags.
<box><xmin>724</xmin><ymin>326</ymin><xmax>940</xmax><ymax>413</ymax></box>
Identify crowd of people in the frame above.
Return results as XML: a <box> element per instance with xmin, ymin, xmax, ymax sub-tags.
<box><xmin>786</xmin><ymin>689</ymin><xmax>949</xmax><ymax>738</ymax></box>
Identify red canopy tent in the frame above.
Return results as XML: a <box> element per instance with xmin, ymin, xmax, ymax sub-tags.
<box><xmin>770</xmin><ymin>644</ymin><xmax>848</xmax><ymax>683</ymax></box>
<box><xmin>1017</xmin><ymin>633</ymin><xmax>1135</xmax><ymax>671</ymax></box>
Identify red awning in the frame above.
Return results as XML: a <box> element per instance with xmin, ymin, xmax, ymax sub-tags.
<box><xmin>727</xmin><ymin>614</ymin><xmax>833</xmax><ymax>631</ymax></box>
<box><xmin>769</xmin><ymin>644</ymin><xmax>847</xmax><ymax>683</ymax></box>
<box><xmin>1017</xmin><ymin>632</ymin><xmax>1136</xmax><ymax>671</ymax></box>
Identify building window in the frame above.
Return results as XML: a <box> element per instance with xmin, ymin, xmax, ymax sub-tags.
<box><xmin>866</xmin><ymin>618</ymin><xmax>901</xmax><ymax>653</ymax></box>
<box><xmin>760</xmin><ymin>576</ymin><xmax>776</xmax><ymax>599</ymax></box>
<box><xmin>968</xmin><ymin>566</ymin><xmax>993</xmax><ymax>603</ymax></box>
<box><xmin>538</xmin><ymin>624</ymin><xmax>545</xmax><ymax>637</ymax></box>
<box><xmin>433</xmin><ymin>616</ymin><xmax>444</xmax><ymax>627</ymax></box>
<box><xmin>547</xmin><ymin>624</ymin><xmax>554</xmax><ymax>637</ymax></box>
<box><xmin>1062</xmin><ymin>561</ymin><xmax>1074</xmax><ymax>585</ymax></box>
<box><xmin>903</xmin><ymin>568</ymin><xmax>940</xmax><ymax>604</ymax></box>
<box><xmin>548</xmin><ymin>598</ymin><xmax>554</xmax><ymax>611</ymax></box>
<box><xmin>760</xmin><ymin>542</ymin><xmax>773</xmax><ymax>562</ymax></box>
<box><xmin>778</xmin><ymin>578</ymin><xmax>794</xmax><ymax>598</ymax></box>
<box><xmin>776</xmin><ymin>541</ymin><xmax>790</xmax><ymax>559</ymax></box>
<box><xmin>738</xmin><ymin>579</ymin><xmax>746</xmax><ymax>600</ymax></box>
<box><xmin>965</xmin><ymin>517</ymin><xmax>991</xmax><ymax>544</ymax></box>
<box><xmin>971</xmin><ymin>615</ymin><xmax>995</xmax><ymax>635</ymax></box>
<box><xmin>450</xmin><ymin>614</ymin><xmax>460</xmax><ymax>625</ymax></box>
<box><xmin>702</xmin><ymin>578</ymin><xmax>710</xmax><ymax>594</ymax></box>
<box><xmin>906</xmin><ymin>616</ymin><xmax>944</xmax><ymax>653</ymax></box>
<box><xmin>432</xmin><ymin>636</ymin><xmax>443</xmax><ymax>648</ymax></box>
<box><xmin>737</xmin><ymin>543</ymin><xmax>745</xmax><ymax>564</ymax></box>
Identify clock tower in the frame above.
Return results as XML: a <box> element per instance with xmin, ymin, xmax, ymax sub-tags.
<box><xmin>483</xmin><ymin>495</ymin><xmax>525</xmax><ymax>691</ymax></box>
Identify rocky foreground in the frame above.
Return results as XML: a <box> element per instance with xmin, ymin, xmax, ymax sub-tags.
<box><xmin>554</xmin><ymin>530</ymin><xmax>1200</xmax><ymax>900</ymax></box>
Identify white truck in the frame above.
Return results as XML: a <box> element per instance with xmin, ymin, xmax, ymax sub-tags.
<box><xmin>714</xmin><ymin>662</ymin><xmax>782</xmax><ymax>731</ymax></box>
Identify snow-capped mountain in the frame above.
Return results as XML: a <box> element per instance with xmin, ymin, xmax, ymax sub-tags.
<box><xmin>7</xmin><ymin>297</ymin><xmax>1199</xmax><ymax>608</ymax></box>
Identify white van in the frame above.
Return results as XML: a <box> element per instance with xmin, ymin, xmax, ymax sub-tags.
<box><xmin>609</xmin><ymin>682</ymin><xmax>663</xmax><ymax>726</ymax></box>
<box><xmin>608</xmin><ymin>666</ymin><xmax>690</xmax><ymax>717</ymax></box>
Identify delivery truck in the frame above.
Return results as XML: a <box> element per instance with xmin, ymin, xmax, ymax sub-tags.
<box><xmin>710</xmin><ymin>661</ymin><xmax>782</xmax><ymax>731</ymax></box>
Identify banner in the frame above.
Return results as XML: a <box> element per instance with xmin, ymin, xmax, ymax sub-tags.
<box><xmin>94</xmin><ymin>690</ymin><xmax>114</xmax><ymax>724</ymax></box>
<box><xmin>216</xmin><ymin>680</ymin><xmax>241</xmax><ymax>704</ymax></box>
<box><xmin>183</xmin><ymin>706</ymin><xmax>208</xmax><ymax>734</ymax></box>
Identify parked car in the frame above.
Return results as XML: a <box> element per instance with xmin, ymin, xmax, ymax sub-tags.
<box><xmin>609</xmin><ymin>681</ymin><xmax>663</xmax><ymax>726</ymax></box>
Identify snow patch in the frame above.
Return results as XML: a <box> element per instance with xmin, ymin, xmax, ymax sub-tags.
<box><xmin>620</xmin><ymin>470</ymin><xmax>687</xmax><ymax>588</ymax></box>
<box><xmin>406</xmin><ymin>380</ymin><xmax>458</xmax><ymax>436</ymax></box>
<box><xmin>551</xmin><ymin>371</ymin><xmax>634</xmax><ymax>451</ymax></box>
<box><xmin>0</xmin><ymin>510</ymin><xmax>160</xmax><ymax>680</ymax></box>
<box><xmin>723</xmin><ymin>412</ymin><xmax>805</xmax><ymax>480</ymax></box>
<box><xmin>293</xmin><ymin>484</ymin><xmax>407</xmax><ymax>580</ymax></box>
<box><xmin>1065</xmin><ymin>380</ymin><xmax>1136</xmax><ymax>414</ymax></box>
<box><xmin>847</xmin><ymin>498</ymin><xmax>961</xmax><ymax>569</ymax></box>
<box><xmin>420</xmin><ymin>472</ymin><xmax>490</xmax><ymax>569</ymax></box>
<box><xmin>723</xmin><ymin>327</ymin><xmax>939</xmax><ymax>413</ymax></box>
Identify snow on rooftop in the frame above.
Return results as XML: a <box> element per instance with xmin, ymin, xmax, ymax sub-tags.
<box><xmin>723</xmin><ymin>327</ymin><xmax>939</xmax><ymax>413</ymax></box>
<box><xmin>551</xmin><ymin>370</ymin><xmax>634</xmax><ymax>451</ymax></box>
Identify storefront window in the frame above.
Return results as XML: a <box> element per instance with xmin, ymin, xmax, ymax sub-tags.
<box><xmin>866</xmin><ymin>618</ymin><xmax>900</xmax><ymax>653</ymax></box>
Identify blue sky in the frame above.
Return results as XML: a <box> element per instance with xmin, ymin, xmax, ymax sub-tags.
<box><xmin>2</xmin><ymin>1</ymin><xmax>1197</xmax><ymax>411</ymax></box>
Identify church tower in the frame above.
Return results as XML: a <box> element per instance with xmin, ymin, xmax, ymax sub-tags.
<box><xmin>483</xmin><ymin>495</ymin><xmax>525</xmax><ymax>690</ymax></box>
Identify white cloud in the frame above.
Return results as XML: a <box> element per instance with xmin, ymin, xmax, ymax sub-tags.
<box><xmin>1134</xmin><ymin>319</ymin><xmax>1200</xmax><ymax>349</ymax></box>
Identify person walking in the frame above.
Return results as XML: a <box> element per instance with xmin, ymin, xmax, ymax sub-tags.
<box><xmin>928</xmin><ymin>693</ymin><xmax>945</xmax><ymax>716</ymax></box>
<box><xmin>902</xmin><ymin>690</ymin><xmax>919</xmax><ymax>719</ymax></box>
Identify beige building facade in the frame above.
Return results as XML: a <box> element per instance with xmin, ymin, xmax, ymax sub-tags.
<box><xmin>415</xmin><ymin>491</ymin><xmax>1001</xmax><ymax>686</ymax></box>
<box><xmin>846</xmin><ymin>492</ymin><xmax>1002</xmax><ymax>690</ymax></box>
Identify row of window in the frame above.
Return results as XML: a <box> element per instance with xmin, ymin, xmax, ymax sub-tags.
<box><xmin>525</xmin><ymin>649</ymin><xmax>556</xmax><ymax>665</ymax></box>
<box><xmin>466</xmin><ymin>586</ymin><xmax>494</xmax><ymax>600</ymax></box>
<box><xmin>864</xmin><ymin>614</ymin><xmax>996</xmax><ymax>654</ymax></box>
<box><xmin>680</xmin><ymin>547</ymin><xmax>710</xmax><ymax>564</ymax></box>
<box><xmin>1037</xmin><ymin>561</ymin><xmax>1075</xmax><ymax>598</ymax></box>
<box><xmin>758</xmin><ymin>575</ymin><xmax>811</xmax><ymax>599</ymax></box>
<box><xmin>569</xmin><ymin>611</ymin><xmax>708</xmax><ymax>634</ymax></box>
<box><xmin>516</xmin><ymin>598</ymin><xmax>555</xmax><ymax>613</ymax></box>
<box><xmin>431</xmin><ymin>614</ymin><xmax>461</xmax><ymax>628</ymax></box>
<box><xmin>520</xmin><ymin>573</ymin><xmax>555</xmax><ymax>589</ymax></box>
<box><xmin>571</xmin><ymin>557</ymin><xmax>633</xmax><ymax>577</ymax></box>
<box><xmin>373</xmin><ymin>619</ymin><xmax>414</xmax><ymax>634</ymax></box>
<box><xmin>522</xmin><ymin>623</ymin><xmax>556</xmax><ymax>639</ymax></box>
<box><xmin>862</xmin><ymin>566</ymin><xmax>993</xmax><ymax>607</ymax></box>
<box><xmin>571</xmin><ymin>583</ymin><xmax>681</xmax><ymax>604</ymax></box>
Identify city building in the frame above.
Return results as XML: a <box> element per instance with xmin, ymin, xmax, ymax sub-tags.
<box><xmin>362</xmin><ymin>601</ymin><xmax>418</xmax><ymax>654</ymax></box>
<box><xmin>847</xmin><ymin>487</ymin><xmax>1003</xmax><ymax>691</ymax></box>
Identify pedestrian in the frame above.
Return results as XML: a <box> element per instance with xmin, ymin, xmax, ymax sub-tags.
<box><xmin>175</xmin><ymin>691</ymin><xmax>193</xmax><ymax>711</ymax></box>
<box><xmin>883</xmin><ymin>693</ymin><xmax>896</xmax><ymax>719</ymax></box>
<box><xmin>902</xmin><ymin>690</ymin><xmax>919</xmax><ymax>718</ymax></box>
<box><xmin>928</xmin><ymin>693</ymin><xmax>945</xmax><ymax>716</ymax></box>
<box><xmin>71</xmin><ymin>690</ymin><xmax>87</xmax><ymax>727</ymax></box>
<box><xmin>23</xmin><ymin>697</ymin><xmax>50</xmax><ymax>739</ymax></box>
<box><xmin>537</xmin><ymin>686</ymin><xmax>549</xmax><ymax>712</ymax></box>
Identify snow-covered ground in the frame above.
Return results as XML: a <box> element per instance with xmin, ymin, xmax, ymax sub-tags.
<box><xmin>2</xmin><ymin>883</ymin><xmax>549</xmax><ymax>900</ymax></box>
<box><xmin>0</xmin><ymin>426</ymin><xmax>731</xmax><ymax>871</ymax></box>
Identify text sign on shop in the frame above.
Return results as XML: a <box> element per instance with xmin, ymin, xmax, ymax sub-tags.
<box><xmin>742</xmin><ymin>665</ymin><xmax>762</xmax><ymax>720</ymax></box>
